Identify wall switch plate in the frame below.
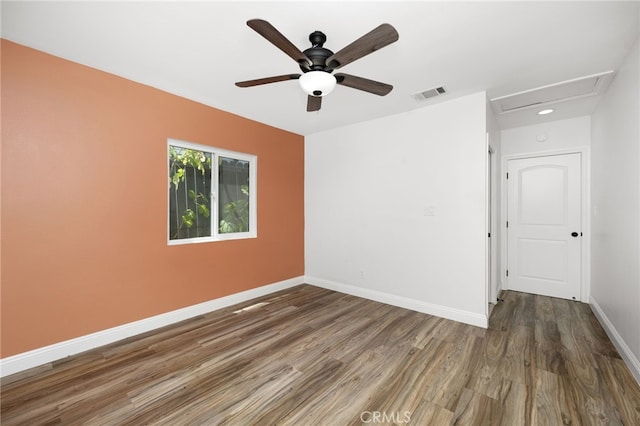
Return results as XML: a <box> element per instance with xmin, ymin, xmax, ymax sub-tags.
<box><xmin>424</xmin><ymin>206</ymin><xmax>435</xmax><ymax>216</ymax></box>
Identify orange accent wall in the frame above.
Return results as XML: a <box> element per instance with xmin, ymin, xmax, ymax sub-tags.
<box><xmin>0</xmin><ymin>40</ymin><xmax>305</xmax><ymax>358</ymax></box>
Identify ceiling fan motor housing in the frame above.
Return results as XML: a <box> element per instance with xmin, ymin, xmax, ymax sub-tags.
<box><xmin>301</xmin><ymin>31</ymin><xmax>334</xmax><ymax>72</ymax></box>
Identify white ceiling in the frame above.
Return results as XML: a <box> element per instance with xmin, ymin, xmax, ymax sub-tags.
<box><xmin>2</xmin><ymin>1</ymin><xmax>638</xmax><ymax>135</ymax></box>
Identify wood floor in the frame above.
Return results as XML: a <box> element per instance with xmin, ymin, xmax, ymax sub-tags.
<box><xmin>2</xmin><ymin>285</ymin><xmax>639</xmax><ymax>425</ymax></box>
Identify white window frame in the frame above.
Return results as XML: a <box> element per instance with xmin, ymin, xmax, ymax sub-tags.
<box><xmin>167</xmin><ymin>138</ymin><xmax>257</xmax><ymax>245</ymax></box>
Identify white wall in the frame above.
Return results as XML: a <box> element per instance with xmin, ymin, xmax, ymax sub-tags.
<box><xmin>501</xmin><ymin>115</ymin><xmax>591</xmax><ymax>156</ymax></box>
<box><xmin>305</xmin><ymin>92</ymin><xmax>488</xmax><ymax>327</ymax></box>
<box><xmin>591</xmin><ymin>38</ymin><xmax>640</xmax><ymax>382</ymax></box>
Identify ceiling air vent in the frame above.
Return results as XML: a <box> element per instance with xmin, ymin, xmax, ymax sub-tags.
<box><xmin>414</xmin><ymin>86</ymin><xmax>447</xmax><ymax>101</ymax></box>
<box><xmin>490</xmin><ymin>71</ymin><xmax>614</xmax><ymax>114</ymax></box>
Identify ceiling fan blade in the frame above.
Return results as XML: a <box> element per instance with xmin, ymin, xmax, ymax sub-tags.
<box><xmin>247</xmin><ymin>19</ymin><xmax>311</xmax><ymax>69</ymax></box>
<box><xmin>235</xmin><ymin>74</ymin><xmax>301</xmax><ymax>87</ymax></box>
<box><xmin>307</xmin><ymin>95</ymin><xmax>322</xmax><ymax>112</ymax></box>
<box><xmin>335</xmin><ymin>73</ymin><xmax>393</xmax><ymax>96</ymax></box>
<box><xmin>326</xmin><ymin>24</ymin><xmax>399</xmax><ymax>70</ymax></box>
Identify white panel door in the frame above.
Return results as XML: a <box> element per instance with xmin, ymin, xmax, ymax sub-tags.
<box><xmin>507</xmin><ymin>153</ymin><xmax>582</xmax><ymax>300</ymax></box>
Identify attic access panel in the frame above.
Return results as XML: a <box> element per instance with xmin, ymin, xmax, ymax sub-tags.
<box><xmin>490</xmin><ymin>71</ymin><xmax>614</xmax><ymax>114</ymax></box>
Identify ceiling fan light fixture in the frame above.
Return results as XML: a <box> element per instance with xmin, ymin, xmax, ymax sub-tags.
<box><xmin>299</xmin><ymin>71</ymin><xmax>336</xmax><ymax>97</ymax></box>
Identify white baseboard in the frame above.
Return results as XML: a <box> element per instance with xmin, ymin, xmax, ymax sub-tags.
<box><xmin>305</xmin><ymin>275</ymin><xmax>488</xmax><ymax>329</ymax></box>
<box><xmin>589</xmin><ymin>296</ymin><xmax>640</xmax><ymax>385</ymax></box>
<box><xmin>0</xmin><ymin>276</ymin><xmax>304</xmax><ymax>378</ymax></box>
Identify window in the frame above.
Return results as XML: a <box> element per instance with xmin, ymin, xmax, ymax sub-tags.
<box><xmin>168</xmin><ymin>139</ymin><xmax>256</xmax><ymax>244</ymax></box>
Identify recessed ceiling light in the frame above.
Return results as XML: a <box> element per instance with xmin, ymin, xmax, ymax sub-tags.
<box><xmin>537</xmin><ymin>108</ymin><xmax>554</xmax><ymax>115</ymax></box>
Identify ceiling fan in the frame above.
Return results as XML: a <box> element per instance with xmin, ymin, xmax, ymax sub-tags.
<box><xmin>235</xmin><ymin>19</ymin><xmax>399</xmax><ymax>112</ymax></box>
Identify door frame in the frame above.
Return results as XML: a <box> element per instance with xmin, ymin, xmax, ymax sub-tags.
<box><xmin>501</xmin><ymin>147</ymin><xmax>591</xmax><ymax>302</ymax></box>
<box><xmin>487</xmin><ymin>144</ymin><xmax>494</xmax><ymax>310</ymax></box>
<box><xmin>486</xmin><ymin>137</ymin><xmax>499</xmax><ymax>310</ymax></box>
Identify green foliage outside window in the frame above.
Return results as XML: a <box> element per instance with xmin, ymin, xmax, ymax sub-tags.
<box><xmin>169</xmin><ymin>146</ymin><xmax>212</xmax><ymax>239</ymax></box>
<box><xmin>169</xmin><ymin>146</ymin><xmax>251</xmax><ymax>240</ymax></box>
<box><xmin>219</xmin><ymin>184</ymin><xmax>250</xmax><ymax>233</ymax></box>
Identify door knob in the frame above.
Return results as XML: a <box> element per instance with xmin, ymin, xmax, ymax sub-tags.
<box><xmin>571</xmin><ymin>232</ymin><xmax>579</xmax><ymax>237</ymax></box>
